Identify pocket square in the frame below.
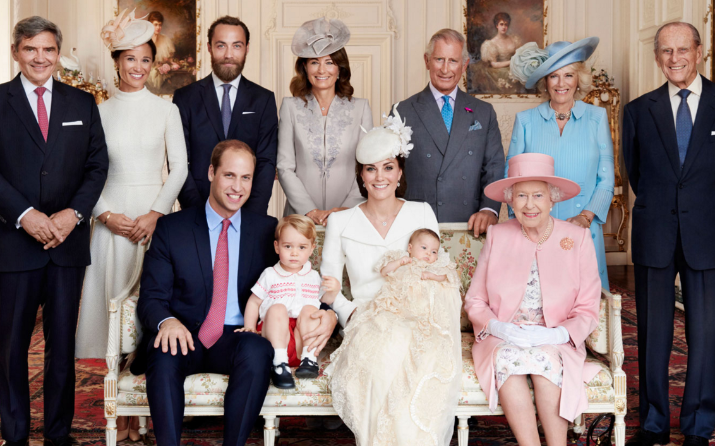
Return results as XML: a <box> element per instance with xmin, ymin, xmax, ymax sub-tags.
<box><xmin>242</xmin><ymin>111</ymin><xmax>255</xmax><ymax>115</ymax></box>
<box><xmin>62</xmin><ymin>121</ymin><xmax>83</xmax><ymax>126</ymax></box>
<box><xmin>468</xmin><ymin>120</ymin><xmax>482</xmax><ymax>131</ymax></box>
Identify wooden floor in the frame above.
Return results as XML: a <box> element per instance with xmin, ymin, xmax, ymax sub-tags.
<box><xmin>607</xmin><ymin>265</ymin><xmax>635</xmax><ymax>292</ymax></box>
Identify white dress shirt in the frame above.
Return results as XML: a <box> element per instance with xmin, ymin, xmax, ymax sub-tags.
<box><xmin>668</xmin><ymin>74</ymin><xmax>701</xmax><ymax>125</ymax></box>
<box><xmin>212</xmin><ymin>72</ymin><xmax>241</xmax><ymax>111</ymax></box>
<box><xmin>16</xmin><ymin>74</ymin><xmax>55</xmax><ymax>228</ymax></box>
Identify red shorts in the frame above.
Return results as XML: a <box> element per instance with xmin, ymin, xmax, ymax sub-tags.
<box><xmin>257</xmin><ymin>317</ymin><xmax>300</xmax><ymax>367</ymax></box>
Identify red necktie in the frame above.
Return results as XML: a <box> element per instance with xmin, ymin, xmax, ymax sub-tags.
<box><xmin>198</xmin><ymin>219</ymin><xmax>231</xmax><ymax>349</ymax></box>
<box><xmin>35</xmin><ymin>87</ymin><xmax>49</xmax><ymax>142</ymax></box>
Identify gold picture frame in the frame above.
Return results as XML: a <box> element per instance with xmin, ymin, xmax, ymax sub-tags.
<box><xmin>462</xmin><ymin>0</ymin><xmax>548</xmax><ymax>99</ymax></box>
<box><xmin>114</xmin><ymin>0</ymin><xmax>202</xmax><ymax>97</ymax></box>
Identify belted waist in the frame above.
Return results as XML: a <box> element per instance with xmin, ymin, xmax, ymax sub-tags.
<box><xmin>105</xmin><ymin>172</ymin><xmax>164</xmax><ymax>186</ymax></box>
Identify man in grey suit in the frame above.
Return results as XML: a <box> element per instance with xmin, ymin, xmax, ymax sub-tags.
<box><xmin>395</xmin><ymin>29</ymin><xmax>504</xmax><ymax>234</ymax></box>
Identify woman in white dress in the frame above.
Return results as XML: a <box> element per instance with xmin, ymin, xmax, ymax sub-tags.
<box><xmin>75</xmin><ymin>11</ymin><xmax>187</xmax><ymax>440</ymax></box>
<box><xmin>322</xmin><ymin>106</ymin><xmax>461</xmax><ymax>445</ymax></box>
<box><xmin>277</xmin><ymin>17</ymin><xmax>372</xmax><ymax>225</ymax></box>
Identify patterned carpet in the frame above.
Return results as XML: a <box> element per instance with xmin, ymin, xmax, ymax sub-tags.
<box><xmin>0</xmin><ymin>285</ymin><xmax>699</xmax><ymax>445</ymax></box>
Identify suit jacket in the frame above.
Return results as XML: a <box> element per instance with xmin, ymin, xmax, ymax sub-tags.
<box><xmin>173</xmin><ymin>74</ymin><xmax>278</xmax><ymax>214</ymax></box>
<box><xmin>464</xmin><ymin>218</ymin><xmax>601</xmax><ymax>421</ymax></box>
<box><xmin>623</xmin><ymin>75</ymin><xmax>715</xmax><ymax>269</ymax></box>
<box><xmin>394</xmin><ymin>85</ymin><xmax>505</xmax><ymax>223</ymax></box>
<box><xmin>0</xmin><ymin>74</ymin><xmax>108</xmax><ymax>272</ymax></box>
<box><xmin>137</xmin><ymin>206</ymin><xmax>278</xmax><ymax>335</ymax></box>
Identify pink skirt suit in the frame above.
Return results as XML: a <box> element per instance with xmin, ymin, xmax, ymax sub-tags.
<box><xmin>464</xmin><ymin>217</ymin><xmax>602</xmax><ymax>421</ymax></box>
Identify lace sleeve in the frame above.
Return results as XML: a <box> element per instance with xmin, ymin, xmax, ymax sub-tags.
<box><xmin>374</xmin><ymin>249</ymin><xmax>410</xmax><ymax>273</ymax></box>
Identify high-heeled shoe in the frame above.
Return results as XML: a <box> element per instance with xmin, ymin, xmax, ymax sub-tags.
<box><xmin>128</xmin><ymin>416</ymin><xmax>141</xmax><ymax>442</ymax></box>
<box><xmin>116</xmin><ymin>416</ymin><xmax>129</xmax><ymax>442</ymax></box>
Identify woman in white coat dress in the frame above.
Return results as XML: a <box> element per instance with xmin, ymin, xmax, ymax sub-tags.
<box><xmin>277</xmin><ymin>17</ymin><xmax>372</xmax><ymax>225</ymax></box>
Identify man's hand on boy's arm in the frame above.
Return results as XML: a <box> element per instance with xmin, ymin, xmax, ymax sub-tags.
<box><xmin>380</xmin><ymin>256</ymin><xmax>412</xmax><ymax>277</ymax></box>
<box><xmin>421</xmin><ymin>271</ymin><xmax>447</xmax><ymax>282</ymax></box>
<box><xmin>235</xmin><ymin>294</ymin><xmax>261</xmax><ymax>334</ymax></box>
<box><xmin>320</xmin><ymin>276</ymin><xmax>341</xmax><ymax>304</ymax></box>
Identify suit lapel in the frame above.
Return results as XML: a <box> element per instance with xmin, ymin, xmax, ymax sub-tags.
<box><xmin>193</xmin><ymin>207</ymin><xmax>214</xmax><ymax>306</ymax></box>
<box><xmin>44</xmin><ymin>80</ymin><xmax>66</xmax><ymax>158</ymax></box>
<box><xmin>412</xmin><ymin>85</ymin><xmax>449</xmax><ymax>155</ymax></box>
<box><xmin>201</xmin><ymin>75</ymin><xmax>226</xmax><ymax>140</ymax></box>
<box><xmin>439</xmin><ymin>90</ymin><xmax>471</xmax><ymax>174</ymax></box>
<box><xmin>237</xmin><ymin>210</ymin><xmax>256</xmax><ymax>300</ymax></box>
<box><xmin>227</xmin><ymin>77</ymin><xmax>251</xmax><ymax>138</ymax></box>
<box><xmin>7</xmin><ymin>75</ymin><xmax>46</xmax><ymax>152</ymax></box>
<box><xmin>649</xmin><ymin>83</ymin><xmax>682</xmax><ymax>177</ymax></box>
<box><xmin>682</xmin><ymin>75</ymin><xmax>715</xmax><ymax>176</ymax></box>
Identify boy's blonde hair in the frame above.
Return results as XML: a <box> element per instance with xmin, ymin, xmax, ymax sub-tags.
<box><xmin>409</xmin><ymin>228</ymin><xmax>440</xmax><ymax>245</ymax></box>
<box><xmin>275</xmin><ymin>214</ymin><xmax>317</xmax><ymax>244</ymax></box>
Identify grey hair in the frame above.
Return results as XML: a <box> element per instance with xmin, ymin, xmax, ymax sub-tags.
<box><xmin>425</xmin><ymin>28</ymin><xmax>470</xmax><ymax>63</ymax></box>
<box><xmin>13</xmin><ymin>16</ymin><xmax>63</xmax><ymax>51</ymax></box>
<box><xmin>654</xmin><ymin>22</ymin><xmax>701</xmax><ymax>52</ymax></box>
<box><xmin>504</xmin><ymin>183</ymin><xmax>563</xmax><ymax>203</ymax></box>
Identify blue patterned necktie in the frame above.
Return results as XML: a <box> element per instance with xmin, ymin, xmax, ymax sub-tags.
<box><xmin>221</xmin><ymin>84</ymin><xmax>232</xmax><ymax>138</ymax></box>
<box><xmin>676</xmin><ymin>89</ymin><xmax>692</xmax><ymax>168</ymax></box>
<box><xmin>441</xmin><ymin>95</ymin><xmax>453</xmax><ymax>134</ymax></box>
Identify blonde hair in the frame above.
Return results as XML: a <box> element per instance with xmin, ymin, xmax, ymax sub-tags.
<box><xmin>275</xmin><ymin>214</ymin><xmax>317</xmax><ymax>244</ymax></box>
<box><xmin>535</xmin><ymin>62</ymin><xmax>593</xmax><ymax>101</ymax></box>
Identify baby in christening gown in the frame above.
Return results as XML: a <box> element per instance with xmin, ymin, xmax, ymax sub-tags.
<box><xmin>326</xmin><ymin>229</ymin><xmax>463</xmax><ymax>446</ymax></box>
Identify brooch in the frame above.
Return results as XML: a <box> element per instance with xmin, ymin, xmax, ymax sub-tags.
<box><xmin>560</xmin><ymin>237</ymin><xmax>574</xmax><ymax>250</ymax></box>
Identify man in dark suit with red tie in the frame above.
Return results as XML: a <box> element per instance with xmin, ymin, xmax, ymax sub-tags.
<box><xmin>173</xmin><ymin>16</ymin><xmax>278</xmax><ymax>214</ymax></box>
<box><xmin>0</xmin><ymin>16</ymin><xmax>108</xmax><ymax>446</ymax></box>
<box><xmin>623</xmin><ymin>22</ymin><xmax>715</xmax><ymax>446</ymax></box>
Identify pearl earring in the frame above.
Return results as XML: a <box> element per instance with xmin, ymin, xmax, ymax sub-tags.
<box><xmin>363</xmin><ymin>183</ymin><xmax>366</xmax><ymax>187</ymax></box>
<box><xmin>397</xmin><ymin>182</ymin><xmax>400</xmax><ymax>187</ymax></box>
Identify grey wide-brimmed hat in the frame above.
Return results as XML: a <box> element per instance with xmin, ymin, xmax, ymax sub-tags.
<box><xmin>524</xmin><ymin>37</ymin><xmax>599</xmax><ymax>89</ymax></box>
<box><xmin>291</xmin><ymin>17</ymin><xmax>350</xmax><ymax>58</ymax></box>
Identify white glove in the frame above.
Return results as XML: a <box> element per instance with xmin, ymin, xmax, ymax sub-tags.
<box><xmin>520</xmin><ymin>325</ymin><xmax>570</xmax><ymax>346</ymax></box>
<box><xmin>487</xmin><ymin>319</ymin><xmax>533</xmax><ymax>348</ymax></box>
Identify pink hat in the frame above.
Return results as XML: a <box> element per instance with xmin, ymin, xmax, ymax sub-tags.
<box><xmin>484</xmin><ymin>153</ymin><xmax>580</xmax><ymax>204</ymax></box>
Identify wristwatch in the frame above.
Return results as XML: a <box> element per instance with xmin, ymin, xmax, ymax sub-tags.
<box><xmin>74</xmin><ymin>209</ymin><xmax>84</xmax><ymax>224</ymax></box>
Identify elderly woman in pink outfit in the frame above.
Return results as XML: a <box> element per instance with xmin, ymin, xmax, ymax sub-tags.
<box><xmin>465</xmin><ymin>153</ymin><xmax>602</xmax><ymax>446</ymax></box>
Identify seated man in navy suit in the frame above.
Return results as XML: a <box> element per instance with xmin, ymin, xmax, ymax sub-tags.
<box><xmin>137</xmin><ymin>140</ymin><xmax>337</xmax><ymax>446</ymax></box>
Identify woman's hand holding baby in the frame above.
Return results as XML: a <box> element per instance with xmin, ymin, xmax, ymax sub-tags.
<box><xmin>321</xmin><ymin>276</ymin><xmax>341</xmax><ymax>304</ymax></box>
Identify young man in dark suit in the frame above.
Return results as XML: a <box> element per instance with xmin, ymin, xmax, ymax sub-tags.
<box><xmin>173</xmin><ymin>16</ymin><xmax>278</xmax><ymax>215</ymax></box>
<box><xmin>623</xmin><ymin>21</ymin><xmax>715</xmax><ymax>446</ymax></box>
<box><xmin>0</xmin><ymin>16</ymin><xmax>108</xmax><ymax>446</ymax></box>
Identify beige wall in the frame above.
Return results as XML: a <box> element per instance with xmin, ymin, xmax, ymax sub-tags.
<box><xmin>2</xmin><ymin>0</ymin><xmax>712</xmax><ymax>265</ymax></box>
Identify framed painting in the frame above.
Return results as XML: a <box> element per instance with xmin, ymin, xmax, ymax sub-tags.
<box><xmin>464</xmin><ymin>0</ymin><xmax>547</xmax><ymax>97</ymax></box>
<box><xmin>116</xmin><ymin>0</ymin><xmax>201</xmax><ymax>96</ymax></box>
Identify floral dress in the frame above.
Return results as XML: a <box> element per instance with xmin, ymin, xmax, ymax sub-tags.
<box><xmin>493</xmin><ymin>259</ymin><xmax>564</xmax><ymax>390</ymax></box>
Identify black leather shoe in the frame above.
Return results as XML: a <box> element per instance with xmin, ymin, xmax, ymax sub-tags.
<box><xmin>271</xmin><ymin>362</ymin><xmax>295</xmax><ymax>389</ymax></box>
<box><xmin>625</xmin><ymin>429</ymin><xmax>670</xmax><ymax>446</ymax></box>
<box><xmin>683</xmin><ymin>435</ymin><xmax>710</xmax><ymax>446</ymax></box>
<box><xmin>43</xmin><ymin>435</ymin><xmax>80</xmax><ymax>446</ymax></box>
<box><xmin>295</xmin><ymin>357</ymin><xmax>319</xmax><ymax>379</ymax></box>
<box><xmin>2</xmin><ymin>439</ymin><xmax>29</xmax><ymax>446</ymax></box>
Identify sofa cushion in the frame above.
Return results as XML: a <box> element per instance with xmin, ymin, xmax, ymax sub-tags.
<box><xmin>116</xmin><ymin>333</ymin><xmax>614</xmax><ymax>407</ymax></box>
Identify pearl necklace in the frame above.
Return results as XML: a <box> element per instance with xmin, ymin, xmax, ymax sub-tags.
<box><xmin>549</xmin><ymin>100</ymin><xmax>574</xmax><ymax>121</ymax></box>
<box><xmin>521</xmin><ymin>218</ymin><xmax>554</xmax><ymax>251</ymax></box>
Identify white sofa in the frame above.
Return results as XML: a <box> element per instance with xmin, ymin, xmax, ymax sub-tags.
<box><xmin>103</xmin><ymin>223</ymin><xmax>627</xmax><ymax>446</ymax></box>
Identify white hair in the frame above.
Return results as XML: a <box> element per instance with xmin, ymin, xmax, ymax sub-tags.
<box><xmin>504</xmin><ymin>183</ymin><xmax>563</xmax><ymax>203</ymax></box>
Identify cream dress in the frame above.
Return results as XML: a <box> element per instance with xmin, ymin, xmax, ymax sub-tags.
<box><xmin>326</xmin><ymin>249</ymin><xmax>462</xmax><ymax>446</ymax></box>
<box><xmin>75</xmin><ymin>87</ymin><xmax>187</xmax><ymax>359</ymax></box>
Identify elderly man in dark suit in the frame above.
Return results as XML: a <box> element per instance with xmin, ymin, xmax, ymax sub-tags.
<box><xmin>173</xmin><ymin>16</ymin><xmax>278</xmax><ymax>214</ymax></box>
<box><xmin>623</xmin><ymin>21</ymin><xmax>715</xmax><ymax>446</ymax></box>
<box><xmin>0</xmin><ymin>16</ymin><xmax>108</xmax><ymax>446</ymax></box>
<box><xmin>394</xmin><ymin>28</ymin><xmax>504</xmax><ymax>233</ymax></box>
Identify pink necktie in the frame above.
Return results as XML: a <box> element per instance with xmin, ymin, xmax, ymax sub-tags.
<box><xmin>198</xmin><ymin>219</ymin><xmax>231</xmax><ymax>349</ymax></box>
<box><xmin>35</xmin><ymin>87</ymin><xmax>49</xmax><ymax>142</ymax></box>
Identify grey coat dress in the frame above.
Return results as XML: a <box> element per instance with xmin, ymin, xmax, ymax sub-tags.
<box><xmin>394</xmin><ymin>85</ymin><xmax>505</xmax><ymax>223</ymax></box>
<box><xmin>277</xmin><ymin>95</ymin><xmax>373</xmax><ymax>216</ymax></box>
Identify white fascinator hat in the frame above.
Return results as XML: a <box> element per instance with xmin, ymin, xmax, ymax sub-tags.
<box><xmin>291</xmin><ymin>17</ymin><xmax>351</xmax><ymax>58</ymax></box>
<box><xmin>356</xmin><ymin>103</ymin><xmax>414</xmax><ymax>165</ymax></box>
<box><xmin>100</xmin><ymin>9</ymin><xmax>155</xmax><ymax>52</ymax></box>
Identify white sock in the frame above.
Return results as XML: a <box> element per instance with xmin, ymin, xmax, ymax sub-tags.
<box><xmin>273</xmin><ymin>348</ymin><xmax>289</xmax><ymax>366</ymax></box>
<box><xmin>301</xmin><ymin>346</ymin><xmax>317</xmax><ymax>362</ymax></box>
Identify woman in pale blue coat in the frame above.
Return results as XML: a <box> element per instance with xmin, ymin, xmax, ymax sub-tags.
<box><xmin>507</xmin><ymin>37</ymin><xmax>613</xmax><ymax>288</ymax></box>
